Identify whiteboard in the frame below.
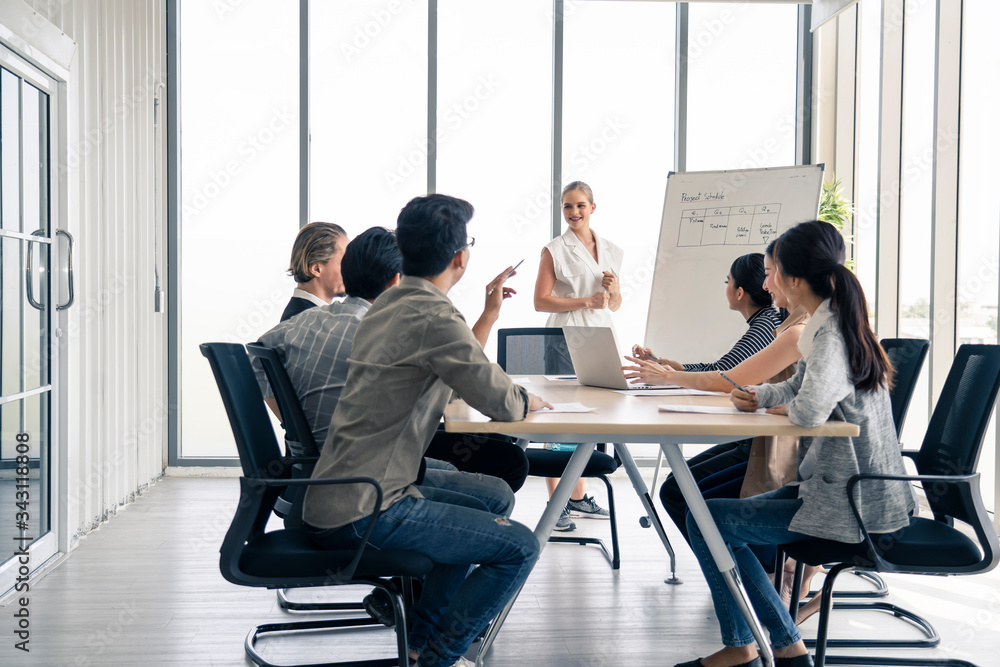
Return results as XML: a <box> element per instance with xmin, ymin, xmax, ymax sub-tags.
<box><xmin>642</xmin><ymin>165</ymin><xmax>824</xmax><ymax>365</ymax></box>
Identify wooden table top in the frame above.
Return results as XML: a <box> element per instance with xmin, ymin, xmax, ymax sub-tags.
<box><xmin>444</xmin><ymin>376</ymin><xmax>860</xmax><ymax>439</ymax></box>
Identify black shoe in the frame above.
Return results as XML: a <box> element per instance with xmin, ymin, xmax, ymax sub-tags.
<box><xmin>363</xmin><ymin>588</ymin><xmax>395</xmax><ymax>627</ymax></box>
<box><xmin>674</xmin><ymin>658</ymin><xmax>763</xmax><ymax>667</ymax></box>
<box><xmin>775</xmin><ymin>656</ymin><xmax>814</xmax><ymax>667</ymax></box>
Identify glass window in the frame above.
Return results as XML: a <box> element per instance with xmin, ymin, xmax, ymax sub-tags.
<box><xmin>896</xmin><ymin>1</ymin><xmax>935</xmax><ymax>453</ymax></box>
<box><xmin>958</xmin><ymin>1</ymin><xmax>1000</xmax><ymax>512</ymax></box>
<box><xmin>686</xmin><ymin>3</ymin><xmax>798</xmax><ymax>172</ymax></box>
<box><xmin>561</xmin><ymin>1</ymin><xmax>676</xmax><ymax>348</ymax></box>
<box><xmin>436</xmin><ymin>0</ymin><xmax>550</xmax><ymax>356</ymax></box>
<box><xmin>854</xmin><ymin>0</ymin><xmax>881</xmax><ymax>318</ymax></box>
<box><xmin>309</xmin><ymin>0</ymin><xmax>428</xmax><ymax>230</ymax></box>
<box><xmin>180</xmin><ymin>1</ymin><xmax>299</xmax><ymax>458</ymax></box>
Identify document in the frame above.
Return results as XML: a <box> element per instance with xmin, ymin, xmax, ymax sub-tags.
<box><xmin>511</xmin><ymin>377</ymin><xmax>532</xmax><ymax>385</ymax></box>
<box><xmin>658</xmin><ymin>404</ymin><xmax>768</xmax><ymax>416</ymax></box>
<box><xmin>531</xmin><ymin>402</ymin><xmax>597</xmax><ymax>413</ymax></box>
<box><xmin>544</xmin><ymin>375</ymin><xmax>578</xmax><ymax>381</ymax></box>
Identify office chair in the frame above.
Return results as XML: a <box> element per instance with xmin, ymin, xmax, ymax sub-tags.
<box><xmin>201</xmin><ymin>342</ymin><xmax>433</xmax><ymax>667</ymax></box>
<box><xmin>497</xmin><ymin>327</ymin><xmax>635</xmax><ymax>570</ymax></box>
<box><xmin>777</xmin><ymin>344</ymin><xmax>1000</xmax><ymax>667</ymax></box>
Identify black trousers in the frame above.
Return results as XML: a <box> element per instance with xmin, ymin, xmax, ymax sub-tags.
<box><xmin>424</xmin><ymin>427</ymin><xmax>530</xmax><ymax>492</ymax></box>
<box><xmin>658</xmin><ymin>439</ymin><xmax>753</xmax><ymax>543</ymax></box>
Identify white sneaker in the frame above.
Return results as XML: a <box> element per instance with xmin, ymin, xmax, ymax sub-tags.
<box><xmin>450</xmin><ymin>658</ymin><xmax>476</xmax><ymax>667</ymax></box>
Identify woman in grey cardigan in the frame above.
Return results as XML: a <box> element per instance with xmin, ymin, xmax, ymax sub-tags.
<box><xmin>675</xmin><ymin>221</ymin><xmax>915</xmax><ymax>667</ymax></box>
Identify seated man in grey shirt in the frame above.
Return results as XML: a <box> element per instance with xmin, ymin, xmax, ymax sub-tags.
<box><xmin>304</xmin><ymin>194</ymin><xmax>550</xmax><ymax>667</ymax></box>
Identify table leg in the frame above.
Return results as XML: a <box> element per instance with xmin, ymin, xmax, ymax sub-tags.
<box><xmin>474</xmin><ymin>442</ymin><xmax>597</xmax><ymax>666</ymax></box>
<box><xmin>659</xmin><ymin>442</ymin><xmax>774</xmax><ymax>667</ymax></box>
<box><xmin>612</xmin><ymin>443</ymin><xmax>680</xmax><ymax>583</ymax></box>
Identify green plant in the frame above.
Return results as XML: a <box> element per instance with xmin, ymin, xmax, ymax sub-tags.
<box><xmin>818</xmin><ymin>175</ymin><xmax>855</xmax><ymax>270</ymax></box>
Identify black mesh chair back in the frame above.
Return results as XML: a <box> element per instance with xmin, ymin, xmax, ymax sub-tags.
<box><xmin>200</xmin><ymin>342</ymin><xmax>287</xmax><ymax>481</ymax></box>
<box><xmin>247</xmin><ymin>343</ymin><xmax>320</xmax><ymax>458</ymax></box>
<box><xmin>199</xmin><ymin>342</ymin><xmax>431</xmax><ymax>667</ymax></box>
<box><xmin>246</xmin><ymin>343</ymin><xmax>320</xmax><ymax>530</ymax></box>
<box><xmin>497</xmin><ymin>327</ymin><xmax>567</xmax><ymax>375</ymax></box>
<box><xmin>880</xmin><ymin>338</ymin><xmax>929</xmax><ymax>438</ymax></box>
<box><xmin>915</xmin><ymin>344</ymin><xmax>1000</xmax><ymax>520</ymax></box>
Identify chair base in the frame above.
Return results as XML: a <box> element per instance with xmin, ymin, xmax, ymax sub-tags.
<box><xmin>802</xmin><ymin>601</ymin><xmax>940</xmax><ymax>649</ymax></box>
<box><xmin>246</xmin><ymin>617</ymin><xmax>408</xmax><ymax>667</ymax></box>
<box><xmin>823</xmin><ymin>657</ymin><xmax>979</xmax><ymax>667</ymax></box>
<box><xmin>805</xmin><ymin>570</ymin><xmax>889</xmax><ymax>599</ymax></box>
<box><xmin>547</xmin><ymin>535</ymin><xmax>617</xmax><ymax>568</ymax></box>
<box><xmin>277</xmin><ymin>587</ymin><xmax>365</xmax><ymax>612</ymax></box>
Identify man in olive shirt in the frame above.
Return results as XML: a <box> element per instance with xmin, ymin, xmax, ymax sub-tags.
<box><xmin>304</xmin><ymin>194</ymin><xmax>549</xmax><ymax>667</ymax></box>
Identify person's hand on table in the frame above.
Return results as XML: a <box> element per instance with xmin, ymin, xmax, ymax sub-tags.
<box><xmin>765</xmin><ymin>404</ymin><xmax>787</xmax><ymax>416</ymax></box>
<box><xmin>622</xmin><ymin>355</ymin><xmax>673</xmax><ymax>385</ymax></box>
<box><xmin>730</xmin><ymin>387</ymin><xmax>759</xmax><ymax>412</ymax></box>
<box><xmin>527</xmin><ymin>393</ymin><xmax>553</xmax><ymax>412</ymax></box>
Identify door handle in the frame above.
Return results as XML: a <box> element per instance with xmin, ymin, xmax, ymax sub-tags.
<box><xmin>24</xmin><ymin>229</ymin><xmax>74</xmax><ymax>310</ymax></box>
<box><xmin>56</xmin><ymin>229</ymin><xmax>74</xmax><ymax>310</ymax></box>
<box><xmin>25</xmin><ymin>229</ymin><xmax>46</xmax><ymax>310</ymax></box>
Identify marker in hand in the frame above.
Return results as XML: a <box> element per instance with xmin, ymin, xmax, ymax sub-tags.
<box><xmin>489</xmin><ymin>259</ymin><xmax>524</xmax><ymax>296</ymax></box>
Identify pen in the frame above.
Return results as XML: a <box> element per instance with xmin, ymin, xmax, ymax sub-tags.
<box><xmin>718</xmin><ymin>370</ymin><xmax>751</xmax><ymax>393</ymax></box>
<box><xmin>489</xmin><ymin>259</ymin><xmax>524</xmax><ymax>296</ymax></box>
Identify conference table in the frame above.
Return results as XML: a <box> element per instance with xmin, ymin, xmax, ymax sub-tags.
<box><xmin>443</xmin><ymin>376</ymin><xmax>859</xmax><ymax>667</ymax></box>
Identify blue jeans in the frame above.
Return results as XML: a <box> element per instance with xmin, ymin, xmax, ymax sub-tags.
<box><xmin>686</xmin><ymin>485</ymin><xmax>809</xmax><ymax>649</ymax></box>
<box><xmin>309</xmin><ymin>496</ymin><xmax>540</xmax><ymax>667</ymax></box>
<box><xmin>420</xmin><ymin>466</ymin><xmax>515</xmax><ymax>517</ymax></box>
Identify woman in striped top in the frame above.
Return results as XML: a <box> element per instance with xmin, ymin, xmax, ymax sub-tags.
<box><xmin>631</xmin><ymin>252</ymin><xmax>783</xmax><ymax>372</ymax></box>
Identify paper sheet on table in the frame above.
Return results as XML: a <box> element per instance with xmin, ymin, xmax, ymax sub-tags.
<box><xmin>544</xmin><ymin>375</ymin><xmax>577</xmax><ymax>381</ymax></box>
<box><xmin>511</xmin><ymin>377</ymin><xmax>532</xmax><ymax>385</ymax></box>
<box><xmin>531</xmin><ymin>402</ymin><xmax>596</xmax><ymax>413</ymax></box>
<box><xmin>658</xmin><ymin>404</ymin><xmax>768</xmax><ymax>416</ymax></box>
<box><xmin>615</xmin><ymin>388</ymin><xmax>723</xmax><ymax>397</ymax></box>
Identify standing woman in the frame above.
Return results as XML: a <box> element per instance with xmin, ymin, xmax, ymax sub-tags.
<box><xmin>676</xmin><ymin>220</ymin><xmax>914</xmax><ymax>667</ymax></box>
<box><xmin>534</xmin><ymin>181</ymin><xmax>623</xmax><ymax>530</ymax></box>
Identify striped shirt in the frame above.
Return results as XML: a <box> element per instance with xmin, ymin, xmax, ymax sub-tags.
<box><xmin>252</xmin><ymin>296</ymin><xmax>371</xmax><ymax>447</ymax></box>
<box><xmin>682</xmin><ymin>306</ymin><xmax>785</xmax><ymax>372</ymax></box>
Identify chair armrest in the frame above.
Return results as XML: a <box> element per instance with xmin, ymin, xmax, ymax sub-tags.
<box><xmin>900</xmin><ymin>450</ymin><xmax>919</xmax><ymax>461</ymax></box>
<box><xmin>844</xmin><ymin>472</ymin><xmax>984</xmax><ymax>567</ymax></box>
<box><xmin>251</xmin><ymin>475</ymin><xmax>385</xmax><ymax>583</ymax></box>
<box><xmin>282</xmin><ymin>455</ymin><xmax>320</xmax><ymax>465</ymax></box>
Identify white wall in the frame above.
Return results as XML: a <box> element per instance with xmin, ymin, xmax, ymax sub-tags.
<box><xmin>14</xmin><ymin>0</ymin><xmax>168</xmax><ymax>546</ymax></box>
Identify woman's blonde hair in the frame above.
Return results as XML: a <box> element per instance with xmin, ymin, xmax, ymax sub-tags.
<box><xmin>287</xmin><ymin>222</ymin><xmax>347</xmax><ymax>283</ymax></box>
<box><xmin>561</xmin><ymin>181</ymin><xmax>594</xmax><ymax>203</ymax></box>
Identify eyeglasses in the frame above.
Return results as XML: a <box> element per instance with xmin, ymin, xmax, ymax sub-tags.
<box><xmin>456</xmin><ymin>236</ymin><xmax>475</xmax><ymax>253</ymax></box>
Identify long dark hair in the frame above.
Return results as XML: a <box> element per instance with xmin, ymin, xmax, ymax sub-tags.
<box><xmin>764</xmin><ymin>240</ymin><xmax>788</xmax><ymax>321</ymax></box>
<box><xmin>774</xmin><ymin>221</ymin><xmax>892</xmax><ymax>391</ymax></box>
<box><xmin>730</xmin><ymin>252</ymin><xmax>772</xmax><ymax>309</ymax></box>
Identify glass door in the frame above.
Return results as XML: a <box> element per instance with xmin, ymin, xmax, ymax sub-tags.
<box><xmin>0</xmin><ymin>48</ymin><xmax>60</xmax><ymax>595</ymax></box>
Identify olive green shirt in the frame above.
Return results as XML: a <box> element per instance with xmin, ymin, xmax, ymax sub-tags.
<box><xmin>303</xmin><ymin>276</ymin><xmax>529</xmax><ymax>530</ymax></box>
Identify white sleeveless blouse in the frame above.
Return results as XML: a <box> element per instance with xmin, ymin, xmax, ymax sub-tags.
<box><xmin>543</xmin><ymin>228</ymin><xmax>624</xmax><ymax>329</ymax></box>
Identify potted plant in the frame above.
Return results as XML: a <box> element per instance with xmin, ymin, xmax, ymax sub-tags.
<box><xmin>818</xmin><ymin>175</ymin><xmax>855</xmax><ymax>270</ymax></box>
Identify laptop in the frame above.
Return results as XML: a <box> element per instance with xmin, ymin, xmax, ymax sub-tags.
<box><xmin>562</xmin><ymin>326</ymin><xmax>676</xmax><ymax>391</ymax></box>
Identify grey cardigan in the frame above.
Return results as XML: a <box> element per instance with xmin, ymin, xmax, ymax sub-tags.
<box><xmin>752</xmin><ymin>317</ymin><xmax>915</xmax><ymax>543</ymax></box>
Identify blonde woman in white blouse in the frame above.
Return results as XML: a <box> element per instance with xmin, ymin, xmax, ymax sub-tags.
<box><xmin>532</xmin><ymin>181</ymin><xmax>624</xmax><ymax>529</ymax></box>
